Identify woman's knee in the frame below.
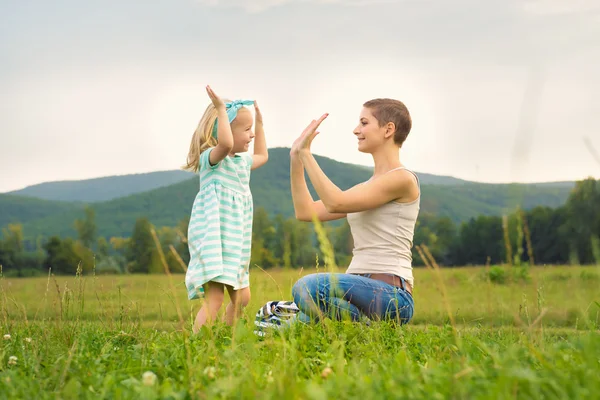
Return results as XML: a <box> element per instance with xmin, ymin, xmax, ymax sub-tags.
<box><xmin>292</xmin><ymin>274</ymin><xmax>323</xmax><ymax>305</ymax></box>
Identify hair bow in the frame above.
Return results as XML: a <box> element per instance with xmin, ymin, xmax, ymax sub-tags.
<box><xmin>212</xmin><ymin>99</ymin><xmax>254</xmax><ymax>139</ymax></box>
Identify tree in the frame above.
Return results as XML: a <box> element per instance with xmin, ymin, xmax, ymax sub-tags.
<box><xmin>250</xmin><ymin>208</ymin><xmax>279</xmax><ymax>268</ymax></box>
<box><xmin>412</xmin><ymin>213</ymin><xmax>458</xmax><ymax>266</ymax></box>
<box><xmin>0</xmin><ymin>242</ymin><xmax>14</xmax><ymax>271</ymax></box>
<box><xmin>286</xmin><ymin>219</ymin><xmax>317</xmax><ymax>268</ymax></box>
<box><xmin>432</xmin><ymin>216</ymin><xmax>458</xmax><ymax>265</ymax></box>
<box><xmin>2</xmin><ymin>224</ymin><xmax>24</xmax><ymax>254</ymax></box>
<box><xmin>561</xmin><ymin>178</ymin><xmax>600</xmax><ymax>264</ymax></box>
<box><xmin>74</xmin><ymin>206</ymin><xmax>97</xmax><ymax>249</ymax></box>
<box><xmin>72</xmin><ymin>241</ymin><xmax>95</xmax><ymax>273</ymax></box>
<box><xmin>155</xmin><ymin>226</ymin><xmax>187</xmax><ymax>273</ymax></box>
<box><xmin>330</xmin><ymin>220</ymin><xmax>353</xmax><ymax>267</ymax></box>
<box><xmin>97</xmin><ymin>237</ymin><xmax>110</xmax><ymax>259</ymax></box>
<box><xmin>526</xmin><ymin>206</ymin><xmax>569</xmax><ymax>265</ymax></box>
<box><xmin>1</xmin><ymin>224</ymin><xmax>24</xmax><ymax>275</ymax></box>
<box><xmin>175</xmin><ymin>217</ymin><xmax>191</xmax><ymax>267</ymax></box>
<box><xmin>273</xmin><ymin>215</ymin><xmax>289</xmax><ymax>268</ymax></box>
<box><xmin>455</xmin><ymin>216</ymin><xmax>504</xmax><ymax>265</ymax></box>
<box><xmin>126</xmin><ymin>217</ymin><xmax>158</xmax><ymax>273</ymax></box>
<box><xmin>43</xmin><ymin>236</ymin><xmax>81</xmax><ymax>275</ymax></box>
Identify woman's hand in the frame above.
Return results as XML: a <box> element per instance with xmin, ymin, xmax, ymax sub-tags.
<box><xmin>290</xmin><ymin>113</ymin><xmax>328</xmax><ymax>157</ymax></box>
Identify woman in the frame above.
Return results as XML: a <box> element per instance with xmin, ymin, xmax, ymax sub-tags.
<box><xmin>290</xmin><ymin>98</ymin><xmax>419</xmax><ymax>325</ymax></box>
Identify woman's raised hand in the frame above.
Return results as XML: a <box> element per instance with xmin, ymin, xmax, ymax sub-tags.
<box><xmin>290</xmin><ymin>113</ymin><xmax>328</xmax><ymax>156</ymax></box>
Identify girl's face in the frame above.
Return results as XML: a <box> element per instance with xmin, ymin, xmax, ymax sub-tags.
<box><xmin>353</xmin><ymin>107</ymin><xmax>387</xmax><ymax>153</ymax></box>
<box><xmin>230</xmin><ymin>108</ymin><xmax>255</xmax><ymax>154</ymax></box>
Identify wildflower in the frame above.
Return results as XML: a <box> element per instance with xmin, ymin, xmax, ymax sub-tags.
<box><xmin>321</xmin><ymin>367</ymin><xmax>333</xmax><ymax>379</ymax></box>
<box><xmin>25</xmin><ymin>337</ymin><xmax>32</xmax><ymax>343</ymax></box>
<box><xmin>142</xmin><ymin>371</ymin><xmax>157</xmax><ymax>386</ymax></box>
<box><xmin>266</xmin><ymin>370</ymin><xmax>274</xmax><ymax>383</ymax></box>
<box><xmin>203</xmin><ymin>366</ymin><xmax>216</xmax><ymax>379</ymax></box>
<box><xmin>8</xmin><ymin>356</ymin><xmax>17</xmax><ymax>366</ymax></box>
<box><xmin>3</xmin><ymin>334</ymin><xmax>10</xmax><ymax>341</ymax></box>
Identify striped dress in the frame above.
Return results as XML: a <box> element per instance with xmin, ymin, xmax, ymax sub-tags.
<box><xmin>185</xmin><ymin>148</ymin><xmax>254</xmax><ymax>300</ymax></box>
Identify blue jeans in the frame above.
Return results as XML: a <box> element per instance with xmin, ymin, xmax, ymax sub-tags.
<box><xmin>291</xmin><ymin>273</ymin><xmax>414</xmax><ymax>324</ymax></box>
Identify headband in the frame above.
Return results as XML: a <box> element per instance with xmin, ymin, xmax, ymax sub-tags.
<box><xmin>212</xmin><ymin>99</ymin><xmax>254</xmax><ymax>139</ymax></box>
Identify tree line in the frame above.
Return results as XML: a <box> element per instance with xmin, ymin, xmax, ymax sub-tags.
<box><xmin>1</xmin><ymin>178</ymin><xmax>598</xmax><ymax>277</ymax></box>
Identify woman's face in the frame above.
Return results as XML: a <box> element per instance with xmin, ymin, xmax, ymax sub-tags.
<box><xmin>353</xmin><ymin>107</ymin><xmax>385</xmax><ymax>153</ymax></box>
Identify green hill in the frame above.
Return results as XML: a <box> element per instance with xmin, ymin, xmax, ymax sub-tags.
<box><xmin>9</xmin><ymin>149</ymin><xmax>573</xmax><ymax>203</ymax></box>
<box><xmin>1</xmin><ymin>148</ymin><xmax>574</xmax><ymax>240</ymax></box>
<box><xmin>7</xmin><ymin>170</ymin><xmax>193</xmax><ymax>202</ymax></box>
<box><xmin>0</xmin><ymin>194</ymin><xmax>82</xmax><ymax>228</ymax></box>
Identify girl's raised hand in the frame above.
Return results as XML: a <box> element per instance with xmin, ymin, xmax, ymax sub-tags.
<box><xmin>206</xmin><ymin>85</ymin><xmax>225</xmax><ymax>110</ymax></box>
<box><xmin>254</xmin><ymin>101</ymin><xmax>263</xmax><ymax>124</ymax></box>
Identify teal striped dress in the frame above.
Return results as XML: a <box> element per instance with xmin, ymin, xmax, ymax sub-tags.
<box><xmin>185</xmin><ymin>148</ymin><xmax>254</xmax><ymax>300</ymax></box>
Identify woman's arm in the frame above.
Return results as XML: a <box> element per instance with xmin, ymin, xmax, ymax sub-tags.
<box><xmin>290</xmin><ymin>154</ymin><xmax>346</xmax><ymax>222</ymax></box>
<box><xmin>298</xmin><ymin>150</ymin><xmax>415</xmax><ymax>213</ymax></box>
<box><xmin>294</xmin><ymin>113</ymin><xmax>416</xmax><ymax>214</ymax></box>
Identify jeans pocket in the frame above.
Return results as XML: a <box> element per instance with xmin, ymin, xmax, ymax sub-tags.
<box><xmin>385</xmin><ymin>290</ymin><xmax>413</xmax><ymax>324</ymax></box>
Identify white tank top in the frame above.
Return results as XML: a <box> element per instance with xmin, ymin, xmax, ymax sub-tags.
<box><xmin>345</xmin><ymin>167</ymin><xmax>420</xmax><ymax>287</ymax></box>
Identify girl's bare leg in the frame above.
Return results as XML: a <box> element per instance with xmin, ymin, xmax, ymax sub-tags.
<box><xmin>193</xmin><ymin>282</ymin><xmax>225</xmax><ymax>333</ymax></box>
<box><xmin>224</xmin><ymin>286</ymin><xmax>251</xmax><ymax>326</ymax></box>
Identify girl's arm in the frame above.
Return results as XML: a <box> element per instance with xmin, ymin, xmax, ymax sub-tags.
<box><xmin>206</xmin><ymin>86</ymin><xmax>234</xmax><ymax>166</ymax></box>
<box><xmin>290</xmin><ymin>154</ymin><xmax>346</xmax><ymax>222</ymax></box>
<box><xmin>251</xmin><ymin>101</ymin><xmax>268</xmax><ymax>170</ymax></box>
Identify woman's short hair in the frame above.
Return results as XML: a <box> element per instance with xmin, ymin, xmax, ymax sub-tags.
<box><xmin>363</xmin><ymin>98</ymin><xmax>412</xmax><ymax>147</ymax></box>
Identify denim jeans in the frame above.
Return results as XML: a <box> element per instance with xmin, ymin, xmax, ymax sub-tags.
<box><xmin>291</xmin><ymin>273</ymin><xmax>414</xmax><ymax>324</ymax></box>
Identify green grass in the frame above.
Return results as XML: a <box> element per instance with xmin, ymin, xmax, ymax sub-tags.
<box><xmin>1</xmin><ymin>266</ymin><xmax>599</xmax><ymax>399</ymax></box>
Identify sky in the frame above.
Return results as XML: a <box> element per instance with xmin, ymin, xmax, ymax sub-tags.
<box><xmin>1</xmin><ymin>0</ymin><xmax>599</xmax><ymax>192</ymax></box>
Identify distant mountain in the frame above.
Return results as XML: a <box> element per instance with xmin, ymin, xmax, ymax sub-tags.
<box><xmin>7</xmin><ymin>170</ymin><xmax>194</xmax><ymax>202</ymax></box>
<box><xmin>1</xmin><ymin>148</ymin><xmax>575</xmax><ymax>240</ymax></box>
<box><xmin>4</xmin><ymin>148</ymin><xmax>575</xmax><ymax>202</ymax></box>
<box><xmin>0</xmin><ymin>194</ymin><xmax>82</xmax><ymax>229</ymax></box>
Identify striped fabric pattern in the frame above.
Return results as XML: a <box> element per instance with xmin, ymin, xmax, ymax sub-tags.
<box><xmin>185</xmin><ymin>148</ymin><xmax>254</xmax><ymax>300</ymax></box>
<box><xmin>254</xmin><ymin>301</ymin><xmax>300</xmax><ymax>337</ymax></box>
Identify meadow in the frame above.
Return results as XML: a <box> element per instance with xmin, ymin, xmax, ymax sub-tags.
<box><xmin>1</xmin><ymin>265</ymin><xmax>599</xmax><ymax>399</ymax></box>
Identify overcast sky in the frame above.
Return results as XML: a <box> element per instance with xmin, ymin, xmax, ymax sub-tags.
<box><xmin>1</xmin><ymin>0</ymin><xmax>599</xmax><ymax>192</ymax></box>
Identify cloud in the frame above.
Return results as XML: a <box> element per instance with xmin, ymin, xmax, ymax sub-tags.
<box><xmin>0</xmin><ymin>0</ymin><xmax>598</xmax><ymax>191</ymax></box>
<box><xmin>520</xmin><ymin>0</ymin><xmax>600</xmax><ymax>15</ymax></box>
<box><xmin>196</xmin><ymin>0</ymin><xmax>398</xmax><ymax>13</ymax></box>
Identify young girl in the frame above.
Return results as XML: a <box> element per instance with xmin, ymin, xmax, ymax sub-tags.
<box><xmin>184</xmin><ymin>85</ymin><xmax>268</xmax><ymax>333</ymax></box>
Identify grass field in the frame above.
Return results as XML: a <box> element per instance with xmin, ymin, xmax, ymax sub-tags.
<box><xmin>1</xmin><ymin>265</ymin><xmax>599</xmax><ymax>399</ymax></box>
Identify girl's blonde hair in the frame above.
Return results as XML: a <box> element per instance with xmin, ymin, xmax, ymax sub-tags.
<box><xmin>183</xmin><ymin>99</ymin><xmax>231</xmax><ymax>172</ymax></box>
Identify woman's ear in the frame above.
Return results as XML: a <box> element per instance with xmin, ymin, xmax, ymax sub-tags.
<box><xmin>384</xmin><ymin>122</ymin><xmax>396</xmax><ymax>138</ymax></box>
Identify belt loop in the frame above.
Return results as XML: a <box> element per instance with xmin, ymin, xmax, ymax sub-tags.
<box><xmin>399</xmin><ymin>276</ymin><xmax>406</xmax><ymax>291</ymax></box>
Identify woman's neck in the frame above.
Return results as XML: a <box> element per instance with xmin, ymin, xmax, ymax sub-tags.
<box><xmin>371</xmin><ymin>145</ymin><xmax>402</xmax><ymax>177</ymax></box>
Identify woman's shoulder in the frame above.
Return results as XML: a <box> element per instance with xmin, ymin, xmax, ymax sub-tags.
<box><xmin>374</xmin><ymin>167</ymin><xmax>419</xmax><ymax>204</ymax></box>
<box><xmin>395</xmin><ymin>168</ymin><xmax>419</xmax><ymax>189</ymax></box>
<box><xmin>392</xmin><ymin>168</ymin><xmax>420</xmax><ymax>203</ymax></box>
